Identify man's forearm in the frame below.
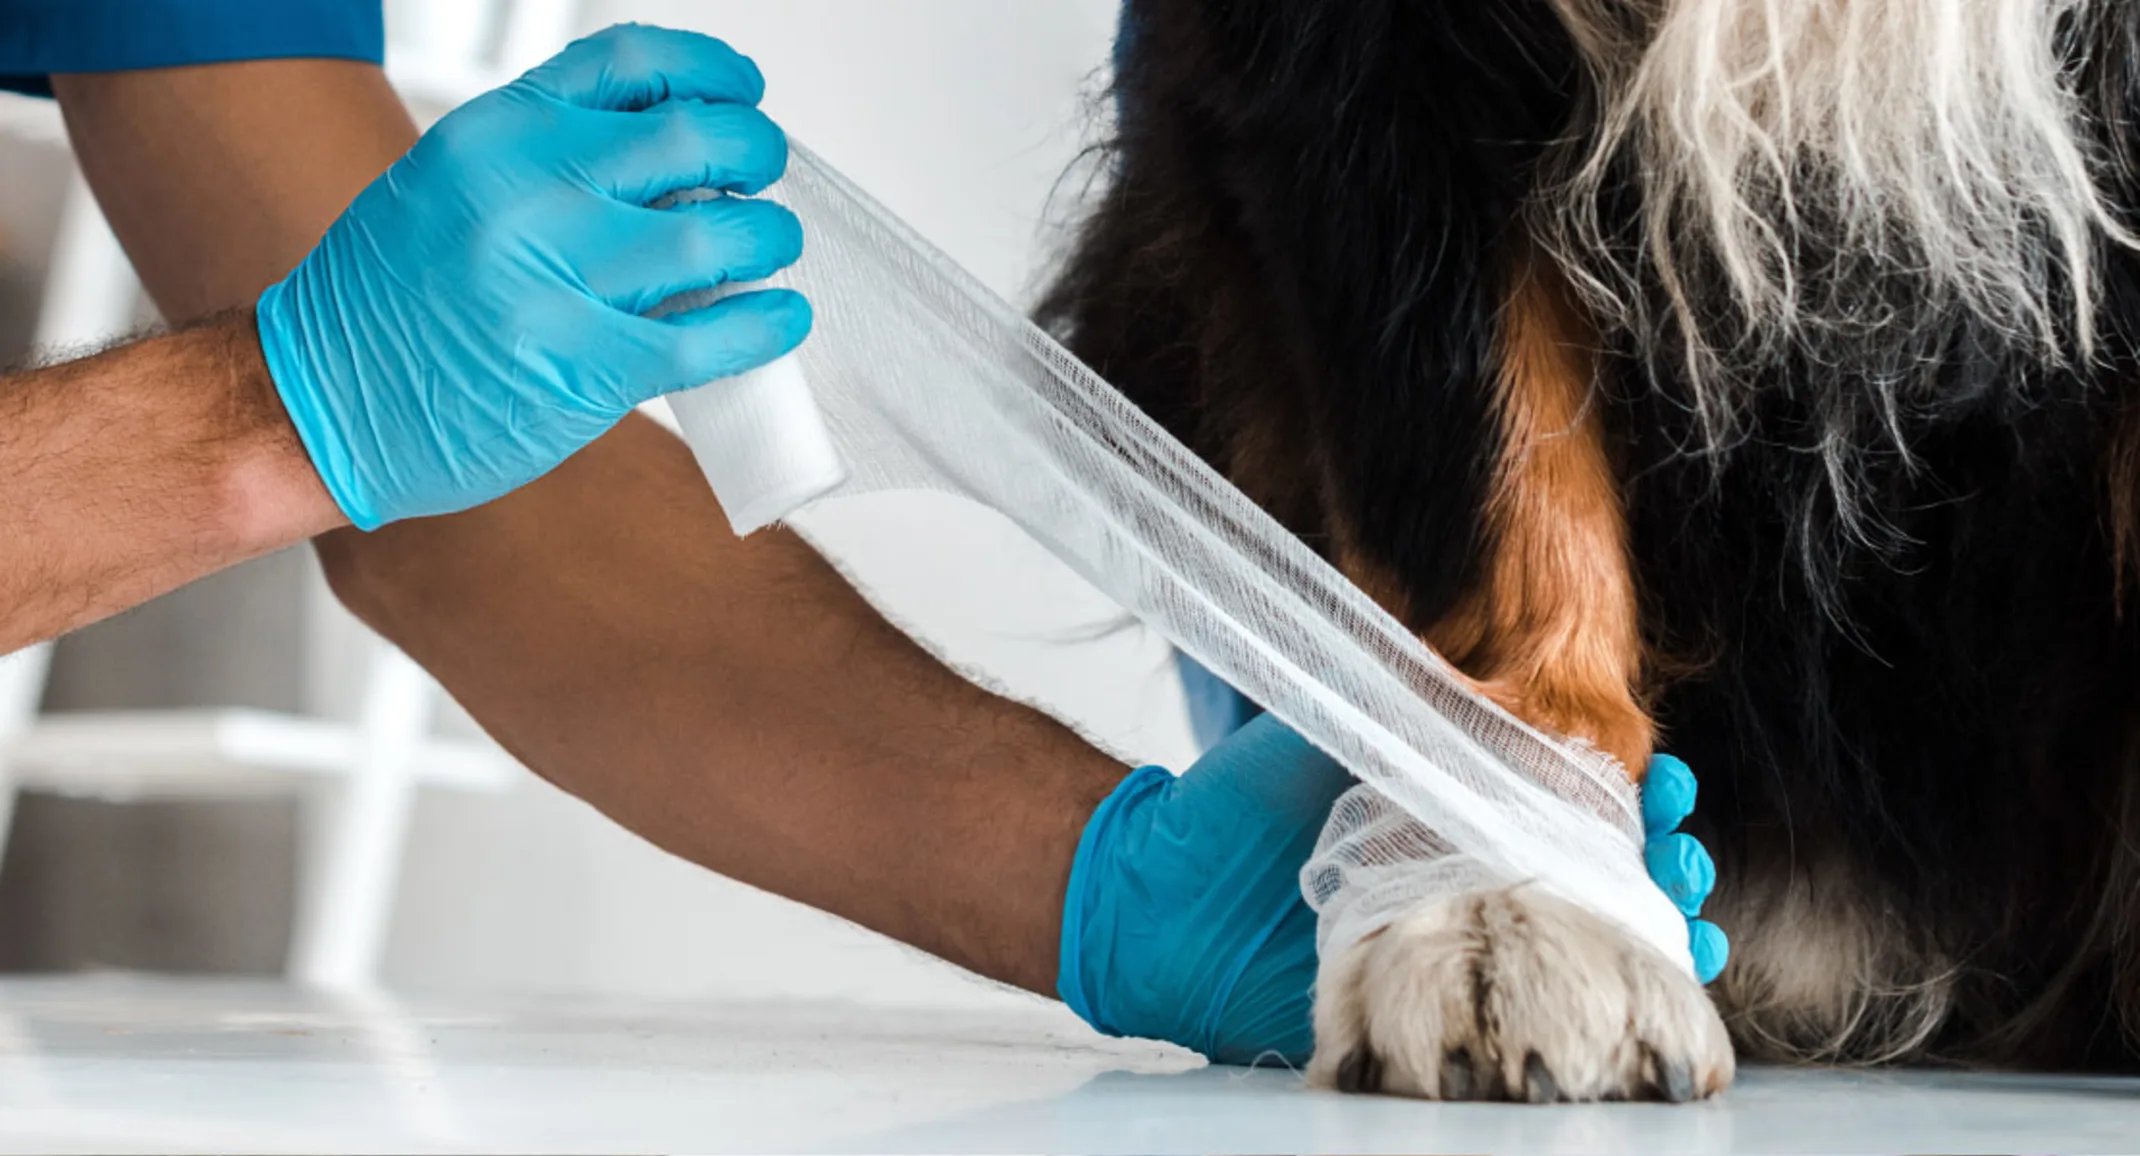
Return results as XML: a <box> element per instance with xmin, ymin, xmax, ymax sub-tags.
<box><xmin>317</xmin><ymin>416</ymin><xmax>1125</xmax><ymax>991</ymax></box>
<box><xmin>0</xmin><ymin>314</ymin><xmax>340</xmax><ymax>650</ymax></box>
<box><xmin>0</xmin><ymin>58</ymin><xmax>413</xmax><ymax>652</ymax></box>
<box><xmin>53</xmin><ymin>58</ymin><xmax>1128</xmax><ymax>993</ymax></box>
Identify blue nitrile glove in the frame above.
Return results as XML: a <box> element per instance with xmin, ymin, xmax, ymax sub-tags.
<box><xmin>1060</xmin><ymin>713</ymin><xmax>1351</xmax><ymax>1066</ymax></box>
<box><xmin>1062</xmin><ymin>699</ymin><xmax>1732</xmax><ymax>1063</ymax></box>
<box><xmin>1643</xmin><ymin>753</ymin><xmax>1730</xmax><ymax>983</ymax></box>
<box><xmin>256</xmin><ymin>24</ymin><xmax>811</xmax><ymax>530</ymax></box>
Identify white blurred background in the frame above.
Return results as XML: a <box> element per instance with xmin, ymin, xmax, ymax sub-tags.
<box><xmin>0</xmin><ymin>0</ymin><xmax>1200</xmax><ymax>1007</ymax></box>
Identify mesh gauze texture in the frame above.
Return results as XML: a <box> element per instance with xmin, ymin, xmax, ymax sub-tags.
<box><xmin>665</xmin><ymin>144</ymin><xmax>1693</xmax><ymax>975</ymax></box>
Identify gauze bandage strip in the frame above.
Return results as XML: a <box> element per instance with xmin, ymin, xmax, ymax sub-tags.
<box><xmin>665</xmin><ymin>144</ymin><xmax>1692</xmax><ymax>975</ymax></box>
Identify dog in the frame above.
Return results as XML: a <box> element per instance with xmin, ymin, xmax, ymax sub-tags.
<box><xmin>1040</xmin><ymin>0</ymin><xmax>2140</xmax><ymax>1100</ymax></box>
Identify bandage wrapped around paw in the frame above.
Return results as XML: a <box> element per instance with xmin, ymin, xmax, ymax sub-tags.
<box><xmin>1303</xmin><ymin>755</ymin><xmax>1722</xmax><ymax>992</ymax></box>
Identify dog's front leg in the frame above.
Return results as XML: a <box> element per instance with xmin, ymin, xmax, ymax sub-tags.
<box><xmin>1313</xmin><ymin>250</ymin><xmax>1733</xmax><ymax>1101</ymax></box>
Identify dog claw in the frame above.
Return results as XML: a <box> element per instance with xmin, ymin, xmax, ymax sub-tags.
<box><xmin>1523</xmin><ymin>1051</ymin><xmax>1561</xmax><ymax>1103</ymax></box>
<box><xmin>1335</xmin><ymin>1045</ymin><xmax>1384</xmax><ymax>1094</ymax></box>
<box><xmin>1439</xmin><ymin>1048</ymin><xmax>1476</xmax><ymax>1100</ymax></box>
<box><xmin>1642</xmin><ymin>1043</ymin><xmax>1696</xmax><ymax>1103</ymax></box>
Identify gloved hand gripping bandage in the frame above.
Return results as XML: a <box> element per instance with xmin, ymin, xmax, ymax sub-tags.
<box><xmin>665</xmin><ymin>144</ymin><xmax>1693</xmax><ymax>978</ymax></box>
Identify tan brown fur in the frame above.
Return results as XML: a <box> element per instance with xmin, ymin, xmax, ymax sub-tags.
<box><xmin>1419</xmin><ymin>255</ymin><xmax>1652</xmax><ymax>779</ymax></box>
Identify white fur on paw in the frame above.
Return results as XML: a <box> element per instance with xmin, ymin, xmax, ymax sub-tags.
<box><xmin>1306</xmin><ymin>884</ymin><xmax>1735</xmax><ymax>1102</ymax></box>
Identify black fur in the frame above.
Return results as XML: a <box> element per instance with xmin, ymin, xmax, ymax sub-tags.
<box><xmin>1042</xmin><ymin>0</ymin><xmax>1581</xmax><ymax>617</ymax></box>
<box><xmin>1041</xmin><ymin>0</ymin><xmax>2140</xmax><ymax>1068</ymax></box>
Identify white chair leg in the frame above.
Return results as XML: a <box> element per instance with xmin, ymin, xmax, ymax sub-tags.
<box><xmin>287</xmin><ymin>645</ymin><xmax>435</xmax><ymax>990</ymax></box>
<box><xmin>0</xmin><ymin>644</ymin><xmax>55</xmax><ymax>869</ymax></box>
<box><xmin>0</xmin><ymin>647</ymin><xmax>50</xmax><ymax>736</ymax></box>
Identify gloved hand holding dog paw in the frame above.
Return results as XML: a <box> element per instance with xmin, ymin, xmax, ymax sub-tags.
<box><xmin>1059</xmin><ymin>705</ymin><xmax>1730</xmax><ymax>1065</ymax></box>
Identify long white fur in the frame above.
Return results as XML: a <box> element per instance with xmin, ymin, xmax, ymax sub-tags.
<box><xmin>1546</xmin><ymin>0</ymin><xmax>2134</xmax><ymax>449</ymax></box>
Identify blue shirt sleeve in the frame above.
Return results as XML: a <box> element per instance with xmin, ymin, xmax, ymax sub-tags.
<box><xmin>1175</xmin><ymin>650</ymin><xmax>1262</xmax><ymax>754</ymax></box>
<box><xmin>0</xmin><ymin>0</ymin><xmax>383</xmax><ymax>98</ymax></box>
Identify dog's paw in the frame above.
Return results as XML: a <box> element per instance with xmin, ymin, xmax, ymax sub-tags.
<box><xmin>1306</xmin><ymin>884</ymin><xmax>1734</xmax><ymax>1102</ymax></box>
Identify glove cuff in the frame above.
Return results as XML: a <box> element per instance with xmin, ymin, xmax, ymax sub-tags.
<box><xmin>255</xmin><ymin>277</ymin><xmax>382</xmax><ymax>531</ymax></box>
<box><xmin>1057</xmin><ymin>763</ymin><xmax>1173</xmax><ymax>1035</ymax></box>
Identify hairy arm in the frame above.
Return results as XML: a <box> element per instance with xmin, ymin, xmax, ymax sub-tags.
<box><xmin>321</xmin><ymin>418</ymin><xmax>1123</xmax><ymax>990</ymax></box>
<box><xmin>52</xmin><ymin>60</ymin><xmax>1123</xmax><ymax>992</ymax></box>
<box><xmin>0</xmin><ymin>313</ymin><xmax>340</xmax><ymax>650</ymax></box>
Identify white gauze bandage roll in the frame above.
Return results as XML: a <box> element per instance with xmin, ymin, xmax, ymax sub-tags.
<box><xmin>662</xmin><ymin>143</ymin><xmax>1691</xmax><ymax>976</ymax></box>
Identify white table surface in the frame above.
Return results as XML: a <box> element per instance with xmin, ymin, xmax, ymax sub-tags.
<box><xmin>0</xmin><ymin>975</ymin><xmax>2133</xmax><ymax>1153</ymax></box>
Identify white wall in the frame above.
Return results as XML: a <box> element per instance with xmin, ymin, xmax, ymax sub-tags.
<box><xmin>375</xmin><ymin>0</ymin><xmax>1194</xmax><ymax>1004</ymax></box>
